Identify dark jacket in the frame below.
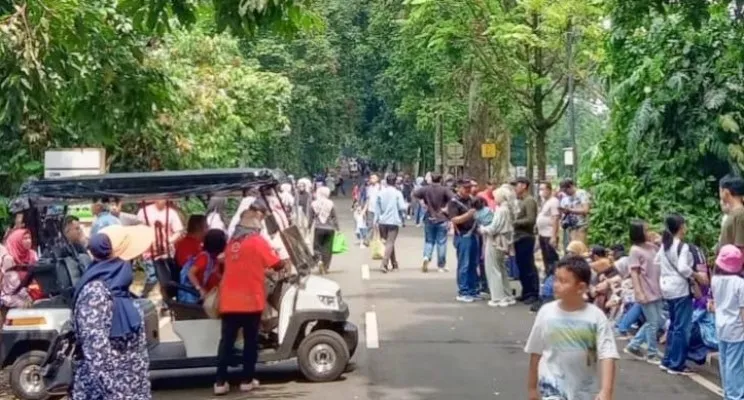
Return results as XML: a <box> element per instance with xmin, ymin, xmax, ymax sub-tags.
<box><xmin>413</xmin><ymin>184</ymin><xmax>453</xmax><ymax>223</ymax></box>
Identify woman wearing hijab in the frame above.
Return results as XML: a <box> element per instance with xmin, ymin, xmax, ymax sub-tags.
<box><xmin>479</xmin><ymin>186</ymin><xmax>517</xmax><ymax>307</ymax></box>
<box><xmin>72</xmin><ymin>225</ymin><xmax>154</xmax><ymax>400</ymax></box>
<box><xmin>3</xmin><ymin>228</ymin><xmax>43</xmax><ymax>301</ymax></box>
<box><xmin>279</xmin><ymin>183</ymin><xmax>295</xmax><ymax>219</ymax></box>
<box><xmin>206</xmin><ymin>196</ymin><xmax>228</xmax><ymax>232</ymax></box>
<box><xmin>0</xmin><ymin>244</ymin><xmax>33</xmax><ymax>323</ymax></box>
<box><xmin>310</xmin><ymin>186</ymin><xmax>339</xmax><ymax>273</ymax></box>
<box><xmin>295</xmin><ymin>178</ymin><xmax>313</xmax><ymax>239</ymax></box>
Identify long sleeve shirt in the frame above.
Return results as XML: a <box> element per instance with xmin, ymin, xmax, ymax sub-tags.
<box><xmin>513</xmin><ymin>195</ymin><xmax>538</xmax><ymax>242</ymax></box>
<box><xmin>374</xmin><ymin>187</ymin><xmax>407</xmax><ymax>226</ymax></box>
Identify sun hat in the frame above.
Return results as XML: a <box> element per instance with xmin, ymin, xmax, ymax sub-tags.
<box><xmin>566</xmin><ymin>241</ymin><xmax>589</xmax><ymax>257</ymax></box>
<box><xmin>716</xmin><ymin>244</ymin><xmax>743</xmax><ymax>274</ymax></box>
<box><xmin>98</xmin><ymin>224</ymin><xmax>155</xmax><ymax>261</ymax></box>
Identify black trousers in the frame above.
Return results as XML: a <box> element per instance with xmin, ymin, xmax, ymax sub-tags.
<box><xmin>538</xmin><ymin>235</ymin><xmax>560</xmax><ymax>276</ymax></box>
<box><xmin>216</xmin><ymin>312</ymin><xmax>262</xmax><ymax>384</ymax></box>
<box><xmin>314</xmin><ymin>228</ymin><xmax>335</xmax><ymax>268</ymax></box>
<box><xmin>514</xmin><ymin>236</ymin><xmax>540</xmax><ymax>299</ymax></box>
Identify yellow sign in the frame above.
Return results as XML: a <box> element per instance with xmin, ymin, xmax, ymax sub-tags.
<box><xmin>481</xmin><ymin>143</ymin><xmax>498</xmax><ymax>159</ymax></box>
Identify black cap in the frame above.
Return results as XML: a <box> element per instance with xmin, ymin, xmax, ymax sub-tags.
<box><xmin>456</xmin><ymin>178</ymin><xmax>473</xmax><ymax>187</ymax></box>
<box><xmin>514</xmin><ymin>177</ymin><xmax>531</xmax><ymax>187</ymax></box>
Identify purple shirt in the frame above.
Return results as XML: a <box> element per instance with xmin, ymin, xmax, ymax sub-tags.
<box><xmin>629</xmin><ymin>243</ymin><xmax>662</xmax><ymax>303</ymax></box>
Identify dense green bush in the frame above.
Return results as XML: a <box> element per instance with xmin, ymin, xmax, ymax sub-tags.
<box><xmin>585</xmin><ymin>1</ymin><xmax>743</xmax><ymax>251</ymax></box>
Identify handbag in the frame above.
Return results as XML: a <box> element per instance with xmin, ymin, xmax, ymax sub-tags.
<box><xmin>662</xmin><ymin>244</ymin><xmax>703</xmax><ymax>300</ymax></box>
<box><xmin>370</xmin><ymin>230</ymin><xmax>384</xmax><ymax>260</ymax></box>
<box><xmin>332</xmin><ymin>232</ymin><xmax>348</xmax><ymax>254</ymax></box>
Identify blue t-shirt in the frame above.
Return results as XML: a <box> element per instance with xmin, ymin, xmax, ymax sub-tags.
<box><xmin>90</xmin><ymin>211</ymin><xmax>121</xmax><ymax>236</ymax></box>
<box><xmin>474</xmin><ymin>208</ymin><xmax>494</xmax><ymax>227</ymax></box>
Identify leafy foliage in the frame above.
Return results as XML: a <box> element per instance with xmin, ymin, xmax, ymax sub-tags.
<box><xmin>585</xmin><ymin>0</ymin><xmax>742</xmax><ymax>250</ymax></box>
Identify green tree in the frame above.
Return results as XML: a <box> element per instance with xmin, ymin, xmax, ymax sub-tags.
<box><xmin>586</xmin><ymin>0</ymin><xmax>742</xmax><ymax>249</ymax></box>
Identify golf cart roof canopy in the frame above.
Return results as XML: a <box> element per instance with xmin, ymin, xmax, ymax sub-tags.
<box><xmin>16</xmin><ymin>168</ymin><xmax>284</xmax><ymax>205</ymax></box>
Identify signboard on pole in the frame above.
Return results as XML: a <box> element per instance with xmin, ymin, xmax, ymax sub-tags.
<box><xmin>481</xmin><ymin>143</ymin><xmax>497</xmax><ymax>159</ymax></box>
<box><xmin>445</xmin><ymin>143</ymin><xmax>464</xmax><ymax>166</ymax></box>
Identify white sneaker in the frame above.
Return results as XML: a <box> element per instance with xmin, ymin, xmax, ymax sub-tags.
<box><xmin>240</xmin><ymin>379</ymin><xmax>260</xmax><ymax>392</ymax></box>
<box><xmin>498</xmin><ymin>299</ymin><xmax>514</xmax><ymax>307</ymax></box>
<box><xmin>502</xmin><ymin>298</ymin><xmax>517</xmax><ymax>306</ymax></box>
<box><xmin>214</xmin><ymin>382</ymin><xmax>230</xmax><ymax>396</ymax></box>
<box><xmin>456</xmin><ymin>295</ymin><xmax>475</xmax><ymax>303</ymax></box>
<box><xmin>439</xmin><ymin>267</ymin><xmax>449</xmax><ymax>273</ymax></box>
<box><xmin>487</xmin><ymin>300</ymin><xmax>501</xmax><ymax>307</ymax></box>
<box><xmin>359</xmin><ymin>243</ymin><xmax>367</xmax><ymax>249</ymax></box>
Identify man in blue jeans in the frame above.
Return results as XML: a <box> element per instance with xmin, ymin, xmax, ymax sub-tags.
<box><xmin>446</xmin><ymin>179</ymin><xmax>479</xmax><ymax>302</ymax></box>
<box><xmin>413</xmin><ymin>173</ymin><xmax>453</xmax><ymax>273</ymax></box>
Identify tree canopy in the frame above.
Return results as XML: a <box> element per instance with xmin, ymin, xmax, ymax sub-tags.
<box><xmin>2</xmin><ymin>0</ymin><xmax>744</xmax><ymax>250</ymax></box>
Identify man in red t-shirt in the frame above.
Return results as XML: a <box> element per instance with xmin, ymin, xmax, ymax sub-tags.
<box><xmin>214</xmin><ymin>200</ymin><xmax>283</xmax><ymax>396</ymax></box>
<box><xmin>476</xmin><ymin>180</ymin><xmax>496</xmax><ymax>210</ymax></box>
<box><xmin>175</xmin><ymin>215</ymin><xmax>207</xmax><ymax>267</ymax></box>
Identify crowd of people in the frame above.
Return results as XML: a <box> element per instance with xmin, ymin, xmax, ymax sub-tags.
<box><xmin>350</xmin><ymin>171</ymin><xmax>744</xmax><ymax>400</ymax></box>
<box><xmin>2</xmin><ymin>167</ymin><xmax>744</xmax><ymax>399</ymax></box>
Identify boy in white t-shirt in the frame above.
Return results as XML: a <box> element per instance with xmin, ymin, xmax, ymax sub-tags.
<box><xmin>525</xmin><ymin>256</ymin><xmax>619</xmax><ymax>400</ymax></box>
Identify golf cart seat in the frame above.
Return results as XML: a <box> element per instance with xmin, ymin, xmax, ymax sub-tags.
<box><xmin>153</xmin><ymin>259</ymin><xmax>207</xmax><ymax>321</ymax></box>
<box><xmin>28</xmin><ymin>255</ymin><xmax>87</xmax><ymax>308</ymax></box>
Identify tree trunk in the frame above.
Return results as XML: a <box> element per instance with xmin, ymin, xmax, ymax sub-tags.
<box><xmin>464</xmin><ymin>72</ymin><xmax>489</xmax><ymax>183</ymax></box>
<box><xmin>489</xmin><ymin>115</ymin><xmax>511</xmax><ymax>184</ymax></box>
<box><xmin>535</xmin><ymin>127</ymin><xmax>547</xmax><ymax>181</ymax></box>
<box><xmin>526</xmin><ymin>133</ymin><xmax>534</xmax><ymax>182</ymax></box>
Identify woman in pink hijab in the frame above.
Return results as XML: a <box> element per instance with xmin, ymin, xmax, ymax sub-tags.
<box><xmin>4</xmin><ymin>229</ymin><xmax>43</xmax><ymax>300</ymax></box>
<box><xmin>0</xmin><ymin>229</ymin><xmax>37</xmax><ymax>316</ymax></box>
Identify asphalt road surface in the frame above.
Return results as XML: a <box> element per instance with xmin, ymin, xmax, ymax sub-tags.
<box><xmin>145</xmin><ymin>199</ymin><xmax>721</xmax><ymax>399</ymax></box>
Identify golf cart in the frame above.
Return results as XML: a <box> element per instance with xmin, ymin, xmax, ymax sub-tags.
<box><xmin>2</xmin><ymin>168</ymin><xmax>358</xmax><ymax>400</ymax></box>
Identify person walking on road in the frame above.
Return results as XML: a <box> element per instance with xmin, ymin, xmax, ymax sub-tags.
<box><xmin>412</xmin><ymin>173</ymin><xmax>453</xmax><ymax>273</ymax></box>
<box><xmin>448</xmin><ymin>179</ymin><xmax>479</xmax><ymax>302</ymax></box>
<box><xmin>364</xmin><ymin>174</ymin><xmax>381</xmax><ymax>243</ymax></box>
<box><xmin>512</xmin><ymin>177</ymin><xmax>540</xmax><ymax>305</ymax></box>
<box><xmin>479</xmin><ymin>186</ymin><xmax>517</xmax><ymax>307</ymax></box>
<box><xmin>374</xmin><ymin>174</ymin><xmax>408</xmax><ymax>273</ymax></box>
<box><xmin>310</xmin><ymin>186</ymin><xmax>340</xmax><ymax>273</ymax></box>
<box><xmin>537</xmin><ymin>181</ymin><xmax>560</xmax><ymax>276</ymax></box>
<box><xmin>525</xmin><ymin>256</ymin><xmax>619</xmax><ymax>400</ymax></box>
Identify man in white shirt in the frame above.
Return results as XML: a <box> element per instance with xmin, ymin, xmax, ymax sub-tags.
<box><xmin>137</xmin><ymin>200</ymin><xmax>184</xmax><ymax>298</ymax></box>
<box><xmin>537</xmin><ymin>182</ymin><xmax>560</xmax><ymax>275</ymax></box>
<box><xmin>559</xmin><ymin>179</ymin><xmax>591</xmax><ymax>249</ymax></box>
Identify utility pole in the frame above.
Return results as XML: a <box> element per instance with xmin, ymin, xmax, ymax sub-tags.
<box><xmin>567</xmin><ymin>22</ymin><xmax>578</xmax><ymax>180</ymax></box>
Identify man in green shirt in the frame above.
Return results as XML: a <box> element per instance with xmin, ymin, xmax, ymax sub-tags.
<box><xmin>719</xmin><ymin>176</ymin><xmax>744</xmax><ymax>255</ymax></box>
<box><xmin>513</xmin><ymin>177</ymin><xmax>539</xmax><ymax>304</ymax></box>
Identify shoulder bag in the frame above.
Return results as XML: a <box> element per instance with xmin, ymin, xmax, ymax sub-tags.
<box><xmin>662</xmin><ymin>243</ymin><xmax>702</xmax><ymax>300</ymax></box>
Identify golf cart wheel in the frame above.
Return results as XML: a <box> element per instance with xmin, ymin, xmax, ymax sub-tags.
<box><xmin>297</xmin><ymin>330</ymin><xmax>350</xmax><ymax>382</ymax></box>
<box><xmin>10</xmin><ymin>350</ymin><xmax>61</xmax><ymax>400</ymax></box>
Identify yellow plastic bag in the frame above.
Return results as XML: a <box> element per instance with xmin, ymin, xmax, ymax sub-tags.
<box><xmin>370</xmin><ymin>229</ymin><xmax>384</xmax><ymax>260</ymax></box>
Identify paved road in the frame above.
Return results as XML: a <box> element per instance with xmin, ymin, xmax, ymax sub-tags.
<box><xmin>151</xmin><ymin>198</ymin><xmax>720</xmax><ymax>400</ymax></box>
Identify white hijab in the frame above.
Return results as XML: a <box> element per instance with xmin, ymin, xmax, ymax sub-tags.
<box><xmin>312</xmin><ymin>186</ymin><xmax>334</xmax><ymax>224</ymax></box>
